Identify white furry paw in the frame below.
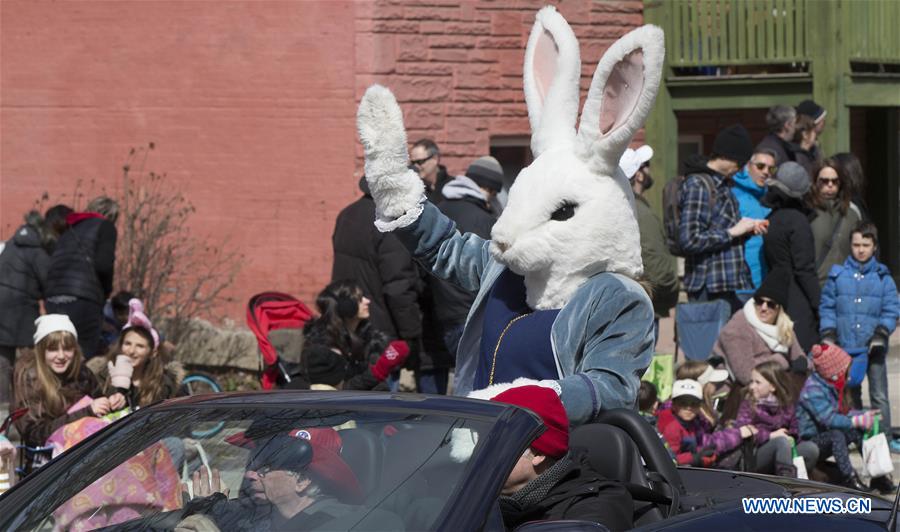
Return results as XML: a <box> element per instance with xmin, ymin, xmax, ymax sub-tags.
<box><xmin>357</xmin><ymin>85</ymin><xmax>425</xmax><ymax>225</ymax></box>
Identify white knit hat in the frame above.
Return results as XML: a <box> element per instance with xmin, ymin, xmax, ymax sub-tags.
<box><xmin>33</xmin><ymin>314</ymin><xmax>78</xmax><ymax>345</ymax></box>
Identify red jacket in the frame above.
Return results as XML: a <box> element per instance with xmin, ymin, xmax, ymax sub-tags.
<box><xmin>657</xmin><ymin>407</ymin><xmax>743</xmax><ymax>465</ymax></box>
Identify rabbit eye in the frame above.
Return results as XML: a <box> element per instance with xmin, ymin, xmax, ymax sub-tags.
<box><xmin>551</xmin><ymin>202</ymin><xmax>577</xmax><ymax>221</ymax></box>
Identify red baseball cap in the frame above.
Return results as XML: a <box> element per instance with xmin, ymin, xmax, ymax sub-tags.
<box><xmin>491</xmin><ymin>385</ymin><xmax>569</xmax><ymax>459</ymax></box>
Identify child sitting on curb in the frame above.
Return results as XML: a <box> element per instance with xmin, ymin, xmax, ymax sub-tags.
<box><xmin>734</xmin><ymin>361</ymin><xmax>818</xmax><ymax>477</ymax></box>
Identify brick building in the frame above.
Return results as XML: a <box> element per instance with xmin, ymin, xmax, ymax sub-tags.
<box><xmin>0</xmin><ymin>0</ymin><xmax>645</xmax><ymax>321</ymax></box>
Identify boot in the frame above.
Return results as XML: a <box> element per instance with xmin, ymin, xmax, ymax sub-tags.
<box><xmin>842</xmin><ymin>473</ymin><xmax>874</xmax><ymax>493</ymax></box>
<box><xmin>775</xmin><ymin>462</ymin><xmax>798</xmax><ymax>478</ymax></box>
<box><xmin>869</xmin><ymin>475</ymin><xmax>897</xmax><ymax>495</ymax></box>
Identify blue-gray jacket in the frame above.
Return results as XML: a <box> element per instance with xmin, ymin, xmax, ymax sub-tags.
<box><xmin>393</xmin><ymin>202</ymin><xmax>655</xmax><ymax>425</ymax></box>
<box><xmin>820</xmin><ymin>256</ymin><xmax>899</xmax><ymax>351</ymax></box>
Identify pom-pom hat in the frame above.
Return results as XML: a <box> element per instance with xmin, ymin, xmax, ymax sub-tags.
<box><xmin>811</xmin><ymin>343</ymin><xmax>851</xmax><ymax>382</ymax></box>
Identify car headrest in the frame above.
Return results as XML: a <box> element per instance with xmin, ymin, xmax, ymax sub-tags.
<box><xmin>338</xmin><ymin>428</ymin><xmax>382</xmax><ymax>499</ymax></box>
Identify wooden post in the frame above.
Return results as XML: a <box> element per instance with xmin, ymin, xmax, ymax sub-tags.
<box><xmin>643</xmin><ymin>0</ymin><xmax>678</xmax><ymax>214</ymax></box>
<box><xmin>809</xmin><ymin>0</ymin><xmax>850</xmax><ymax>155</ymax></box>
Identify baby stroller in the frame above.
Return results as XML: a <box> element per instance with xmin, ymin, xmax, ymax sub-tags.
<box><xmin>246</xmin><ymin>291</ymin><xmax>314</xmax><ymax>390</ymax></box>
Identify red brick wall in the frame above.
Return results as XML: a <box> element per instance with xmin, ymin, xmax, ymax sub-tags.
<box><xmin>1</xmin><ymin>0</ymin><xmax>644</xmax><ymax>323</ymax></box>
<box><xmin>354</xmin><ymin>0</ymin><xmax>646</xmax><ymax>174</ymax></box>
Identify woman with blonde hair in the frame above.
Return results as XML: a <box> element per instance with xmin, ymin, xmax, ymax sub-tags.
<box><xmin>713</xmin><ymin>268</ymin><xmax>808</xmax><ymax>387</ymax></box>
<box><xmin>13</xmin><ymin>315</ymin><xmax>121</xmax><ymax>453</ymax></box>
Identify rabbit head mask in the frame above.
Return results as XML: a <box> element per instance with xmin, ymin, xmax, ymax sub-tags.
<box><xmin>357</xmin><ymin>7</ymin><xmax>664</xmax><ymax>310</ymax></box>
<box><xmin>489</xmin><ymin>7</ymin><xmax>664</xmax><ymax>309</ymax></box>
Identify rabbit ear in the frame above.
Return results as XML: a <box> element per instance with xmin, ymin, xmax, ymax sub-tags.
<box><xmin>523</xmin><ymin>6</ymin><xmax>581</xmax><ymax>157</ymax></box>
<box><xmin>576</xmin><ymin>25</ymin><xmax>665</xmax><ymax>177</ymax></box>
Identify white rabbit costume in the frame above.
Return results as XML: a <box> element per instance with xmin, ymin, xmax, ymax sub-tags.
<box><xmin>357</xmin><ymin>7</ymin><xmax>664</xmax><ymax>425</ymax></box>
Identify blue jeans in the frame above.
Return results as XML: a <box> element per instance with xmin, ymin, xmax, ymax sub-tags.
<box><xmin>687</xmin><ymin>287</ymin><xmax>742</xmax><ymax>315</ymax></box>
<box><xmin>850</xmin><ymin>348</ymin><xmax>892</xmax><ymax>437</ymax></box>
<box><xmin>416</xmin><ymin>370</ymin><xmax>449</xmax><ymax>395</ymax></box>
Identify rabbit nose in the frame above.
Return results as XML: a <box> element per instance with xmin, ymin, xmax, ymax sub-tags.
<box><xmin>494</xmin><ymin>239</ymin><xmax>510</xmax><ymax>253</ymax></box>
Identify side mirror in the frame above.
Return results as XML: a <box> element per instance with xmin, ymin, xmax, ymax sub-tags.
<box><xmin>514</xmin><ymin>520</ymin><xmax>610</xmax><ymax>531</ymax></box>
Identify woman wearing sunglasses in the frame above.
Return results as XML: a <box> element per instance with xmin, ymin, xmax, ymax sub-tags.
<box><xmin>808</xmin><ymin>157</ymin><xmax>863</xmax><ymax>286</ymax></box>
<box><xmin>713</xmin><ymin>268</ymin><xmax>808</xmax><ymax>388</ymax></box>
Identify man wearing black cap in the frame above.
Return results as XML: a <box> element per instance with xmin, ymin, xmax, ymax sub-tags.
<box><xmin>797</xmin><ymin>99</ymin><xmax>826</xmax><ymax>135</ymax></box>
<box><xmin>679</xmin><ymin>124</ymin><xmax>766</xmax><ymax>314</ymax></box>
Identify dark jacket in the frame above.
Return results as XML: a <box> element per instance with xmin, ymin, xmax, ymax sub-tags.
<box><xmin>810</xmin><ymin>200</ymin><xmax>862</xmax><ymax>286</ymax></box>
<box><xmin>0</xmin><ymin>223</ymin><xmax>51</xmax><ymax>347</ymax></box>
<box><xmin>331</xmin><ymin>178</ymin><xmax>423</xmax><ymax>342</ymax></box>
<box><xmin>762</xmin><ymin>188</ymin><xmax>821</xmax><ymax>351</ymax></box>
<box><xmin>13</xmin><ymin>359</ymin><xmax>103</xmax><ymax>448</ymax></box>
<box><xmin>755</xmin><ymin>134</ymin><xmax>796</xmax><ymax>166</ymax></box>
<box><xmin>499</xmin><ymin>453</ymin><xmax>633</xmax><ymax>531</ymax></box>
<box><xmin>45</xmin><ymin>214</ymin><xmax>117</xmax><ymax>304</ymax></box>
<box><xmin>634</xmin><ymin>195</ymin><xmax>678</xmax><ymax>318</ymax></box>
<box><xmin>301</xmin><ymin>317</ymin><xmax>389</xmax><ymax>391</ymax></box>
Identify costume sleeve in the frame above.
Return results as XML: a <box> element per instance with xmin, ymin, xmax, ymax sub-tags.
<box><xmin>556</xmin><ymin>278</ymin><xmax>654</xmax><ymax>426</ymax></box>
<box><xmin>375</xmin><ymin>233</ymin><xmax>422</xmax><ymax>340</ymax></box>
<box><xmin>878</xmin><ymin>274</ymin><xmax>899</xmax><ymax>334</ymax></box>
<box><xmin>678</xmin><ymin>177</ymin><xmax>732</xmax><ymax>254</ymax></box>
<box><xmin>393</xmin><ymin>201</ymin><xmax>491</xmax><ymax>293</ymax></box>
<box><xmin>819</xmin><ymin>274</ymin><xmax>838</xmax><ymax>334</ymax></box>
<box><xmin>791</xmin><ymin>217</ymin><xmax>821</xmax><ymax>309</ymax></box>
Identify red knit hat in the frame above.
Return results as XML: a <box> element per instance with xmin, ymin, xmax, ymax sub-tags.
<box><xmin>811</xmin><ymin>343</ymin><xmax>851</xmax><ymax>381</ymax></box>
<box><xmin>491</xmin><ymin>385</ymin><xmax>569</xmax><ymax>459</ymax></box>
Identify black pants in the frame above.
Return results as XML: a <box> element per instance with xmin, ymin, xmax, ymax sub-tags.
<box><xmin>45</xmin><ymin>298</ymin><xmax>104</xmax><ymax>358</ymax></box>
<box><xmin>0</xmin><ymin>345</ymin><xmax>16</xmax><ymax>409</ymax></box>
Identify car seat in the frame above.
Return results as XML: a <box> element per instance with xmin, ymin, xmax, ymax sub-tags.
<box><xmin>338</xmin><ymin>428</ymin><xmax>383</xmax><ymax>499</ymax></box>
<box><xmin>570</xmin><ymin>409</ymin><xmax>685</xmax><ymax>526</ymax></box>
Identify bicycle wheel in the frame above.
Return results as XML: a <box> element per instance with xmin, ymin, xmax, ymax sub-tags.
<box><xmin>180</xmin><ymin>372</ymin><xmax>222</xmax><ymax>396</ymax></box>
<box><xmin>180</xmin><ymin>372</ymin><xmax>224</xmax><ymax>438</ymax></box>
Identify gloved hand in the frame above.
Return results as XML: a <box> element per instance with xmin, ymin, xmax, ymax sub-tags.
<box><xmin>691</xmin><ymin>447</ymin><xmax>717</xmax><ymax>468</ymax></box>
<box><xmin>852</xmin><ymin>410</ymin><xmax>877</xmax><ymax>430</ymax></box>
<box><xmin>821</xmin><ymin>329</ymin><xmax>838</xmax><ymax>345</ymax></box>
<box><xmin>108</xmin><ymin>355</ymin><xmax>134</xmax><ymax>390</ymax></box>
<box><xmin>357</xmin><ymin>85</ymin><xmax>425</xmax><ymax>230</ymax></box>
<box><xmin>789</xmin><ymin>355</ymin><xmax>809</xmax><ymax>374</ymax></box>
<box><xmin>868</xmin><ymin>326</ymin><xmax>889</xmax><ymax>357</ymax></box>
<box><xmin>371</xmin><ymin>340</ymin><xmax>410</xmax><ymax>381</ymax></box>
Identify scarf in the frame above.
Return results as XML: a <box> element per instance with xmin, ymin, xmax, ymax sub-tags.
<box><xmin>830</xmin><ymin>373</ymin><xmax>849</xmax><ymax>414</ymax></box>
<box><xmin>742</xmin><ymin>299</ymin><xmax>789</xmax><ymax>354</ymax></box>
<box><xmin>499</xmin><ymin>455</ymin><xmax>573</xmax><ymax>510</ymax></box>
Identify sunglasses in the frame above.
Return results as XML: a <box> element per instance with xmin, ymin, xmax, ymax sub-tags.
<box><xmin>753</xmin><ymin>297</ymin><xmax>780</xmax><ymax>310</ymax></box>
<box><xmin>752</xmin><ymin>162</ymin><xmax>777</xmax><ymax>173</ymax></box>
<box><xmin>817</xmin><ymin>177</ymin><xmax>839</xmax><ymax>186</ymax></box>
<box><xmin>410</xmin><ymin>154</ymin><xmax>435</xmax><ymax>166</ymax></box>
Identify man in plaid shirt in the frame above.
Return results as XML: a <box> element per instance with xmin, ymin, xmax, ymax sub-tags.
<box><xmin>679</xmin><ymin>124</ymin><xmax>766</xmax><ymax>314</ymax></box>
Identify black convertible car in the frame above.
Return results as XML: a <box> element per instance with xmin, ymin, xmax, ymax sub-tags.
<box><xmin>0</xmin><ymin>391</ymin><xmax>896</xmax><ymax>531</ymax></box>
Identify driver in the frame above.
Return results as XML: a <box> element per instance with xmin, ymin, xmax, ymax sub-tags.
<box><xmin>492</xmin><ymin>386</ymin><xmax>634</xmax><ymax>531</ymax></box>
<box><xmin>183</xmin><ymin>428</ymin><xmax>399</xmax><ymax>530</ymax></box>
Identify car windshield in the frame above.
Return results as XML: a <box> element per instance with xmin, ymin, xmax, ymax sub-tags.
<box><xmin>14</xmin><ymin>404</ymin><xmax>494</xmax><ymax>531</ymax></box>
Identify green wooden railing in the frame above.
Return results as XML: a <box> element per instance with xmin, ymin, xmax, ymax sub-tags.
<box><xmin>845</xmin><ymin>0</ymin><xmax>900</xmax><ymax>63</ymax></box>
<box><xmin>661</xmin><ymin>0</ymin><xmax>900</xmax><ymax>68</ymax></box>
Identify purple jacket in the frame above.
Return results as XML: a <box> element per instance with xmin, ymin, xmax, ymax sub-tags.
<box><xmin>734</xmin><ymin>398</ymin><xmax>799</xmax><ymax>445</ymax></box>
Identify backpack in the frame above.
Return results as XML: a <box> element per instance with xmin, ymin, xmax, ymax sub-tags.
<box><xmin>662</xmin><ymin>173</ymin><xmax>717</xmax><ymax>257</ymax></box>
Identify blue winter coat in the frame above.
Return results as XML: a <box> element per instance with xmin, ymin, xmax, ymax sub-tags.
<box><xmin>797</xmin><ymin>373</ymin><xmax>853</xmax><ymax>440</ymax></box>
<box><xmin>393</xmin><ymin>201</ymin><xmax>655</xmax><ymax>426</ymax></box>
<box><xmin>731</xmin><ymin>168</ymin><xmax>771</xmax><ymax>290</ymax></box>
<box><xmin>820</xmin><ymin>256</ymin><xmax>899</xmax><ymax>351</ymax></box>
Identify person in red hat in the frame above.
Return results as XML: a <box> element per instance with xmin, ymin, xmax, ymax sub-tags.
<box><xmin>797</xmin><ymin>344</ymin><xmax>886</xmax><ymax>493</ymax></box>
<box><xmin>491</xmin><ymin>385</ymin><xmax>633</xmax><ymax>531</ymax></box>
